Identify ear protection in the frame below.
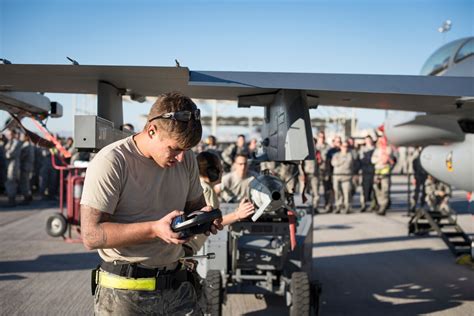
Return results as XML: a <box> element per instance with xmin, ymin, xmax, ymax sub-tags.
<box><xmin>207</xmin><ymin>165</ymin><xmax>220</xmax><ymax>183</ymax></box>
<box><xmin>203</xmin><ymin>154</ymin><xmax>221</xmax><ymax>183</ymax></box>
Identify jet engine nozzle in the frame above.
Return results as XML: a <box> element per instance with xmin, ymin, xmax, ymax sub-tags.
<box><xmin>249</xmin><ymin>174</ymin><xmax>287</xmax><ymax>221</ymax></box>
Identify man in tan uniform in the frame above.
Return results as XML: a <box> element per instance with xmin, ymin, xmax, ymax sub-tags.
<box><xmin>371</xmin><ymin>137</ymin><xmax>395</xmax><ymax>215</ymax></box>
<box><xmin>216</xmin><ymin>154</ymin><xmax>257</xmax><ymax>203</ymax></box>
<box><xmin>331</xmin><ymin>141</ymin><xmax>354</xmax><ymax>214</ymax></box>
<box><xmin>299</xmin><ymin>137</ymin><xmax>321</xmax><ymax>211</ymax></box>
<box><xmin>424</xmin><ymin>175</ymin><xmax>452</xmax><ymax>213</ymax></box>
<box><xmin>19</xmin><ymin>133</ymin><xmax>35</xmax><ymax>204</ymax></box>
<box><xmin>80</xmin><ymin>92</ymin><xmax>223</xmax><ymax>315</ymax></box>
<box><xmin>195</xmin><ymin>151</ymin><xmax>254</xmax><ymax>224</ymax></box>
<box><xmin>3</xmin><ymin>129</ymin><xmax>22</xmax><ymax>207</ymax></box>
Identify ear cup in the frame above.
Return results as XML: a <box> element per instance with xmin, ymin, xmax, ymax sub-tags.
<box><xmin>207</xmin><ymin>167</ymin><xmax>220</xmax><ymax>182</ymax></box>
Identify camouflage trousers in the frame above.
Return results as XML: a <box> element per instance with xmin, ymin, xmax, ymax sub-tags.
<box><xmin>374</xmin><ymin>175</ymin><xmax>391</xmax><ymax>211</ymax></box>
<box><xmin>332</xmin><ymin>176</ymin><xmax>352</xmax><ymax>213</ymax></box>
<box><xmin>94</xmin><ymin>281</ymin><xmax>202</xmax><ymax>316</ymax></box>
<box><xmin>299</xmin><ymin>175</ymin><xmax>320</xmax><ymax>209</ymax></box>
<box><xmin>5</xmin><ymin>162</ymin><xmax>19</xmax><ymax>199</ymax></box>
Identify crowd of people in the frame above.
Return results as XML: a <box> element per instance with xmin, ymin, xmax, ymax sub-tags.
<box><xmin>0</xmin><ymin>128</ymin><xmax>90</xmax><ymax>207</ymax></box>
<box><xmin>0</xmin><ymin>126</ymin><xmax>451</xmax><ymax>214</ymax></box>
<box><xmin>195</xmin><ymin>131</ymin><xmax>452</xmax><ymax>216</ymax></box>
<box><xmin>0</xmin><ymin>94</ymin><xmax>455</xmax><ymax>314</ymax></box>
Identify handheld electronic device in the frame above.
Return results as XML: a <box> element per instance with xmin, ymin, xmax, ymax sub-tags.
<box><xmin>171</xmin><ymin>209</ymin><xmax>222</xmax><ymax>239</ymax></box>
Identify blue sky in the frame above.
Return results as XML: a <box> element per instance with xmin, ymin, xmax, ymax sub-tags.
<box><xmin>1</xmin><ymin>0</ymin><xmax>473</xmax><ymax>136</ymax></box>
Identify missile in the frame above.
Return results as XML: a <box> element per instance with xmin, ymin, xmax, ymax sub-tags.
<box><xmin>249</xmin><ymin>174</ymin><xmax>289</xmax><ymax>221</ymax></box>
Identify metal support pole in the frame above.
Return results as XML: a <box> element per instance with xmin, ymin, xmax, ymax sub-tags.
<box><xmin>97</xmin><ymin>81</ymin><xmax>123</xmax><ymax>128</ymax></box>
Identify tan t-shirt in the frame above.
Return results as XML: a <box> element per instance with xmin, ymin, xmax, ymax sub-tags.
<box><xmin>220</xmin><ymin>171</ymin><xmax>256</xmax><ymax>202</ymax></box>
<box><xmin>200</xmin><ymin>179</ymin><xmax>220</xmax><ymax>209</ymax></box>
<box><xmin>80</xmin><ymin>136</ymin><xmax>203</xmax><ymax>267</ymax></box>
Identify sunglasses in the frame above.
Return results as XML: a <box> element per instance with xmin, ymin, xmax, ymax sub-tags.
<box><xmin>148</xmin><ymin>109</ymin><xmax>201</xmax><ymax>123</ymax></box>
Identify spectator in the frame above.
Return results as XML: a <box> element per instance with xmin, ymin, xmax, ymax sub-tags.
<box><xmin>19</xmin><ymin>133</ymin><xmax>35</xmax><ymax>204</ymax></box>
<box><xmin>299</xmin><ymin>136</ymin><xmax>321</xmax><ymax>211</ymax></box>
<box><xmin>324</xmin><ymin>135</ymin><xmax>342</xmax><ymax>212</ymax></box>
<box><xmin>359</xmin><ymin>135</ymin><xmax>376</xmax><ymax>212</ymax></box>
<box><xmin>331</xmin><ymin>140</ymin><xmax>354</xmax><ymax>214</ymax></box>
<box><xmin>371</xmin><ymin>136</ymin><xmax>396</xmax><ymax>215</ymax></box>
<box><xmin>410</xmin><ymin>147</ymin><xmax>427</xmax><ymax>212</ymax></box>
<box><xmin>425</xmin><ymin>175</ymin><xmax>451</xmax><ymax>213</ymax></box>
<box><xmin>3</xmin><ymin>129</ymin><xmax>22</xmax><ymax>207</ymax></box>
<box><xmin>315</xmin><ymin>131</ymin><xmax>331</xmax><ymax>212</ymax></box>
<box><xmin>221</xmin><ymin>134</ymin><xmax>249</xmax><ymax>172</ymax></box>
<box><xmin>216</xmin><ymin>154</ymin><xmax>256</xmax><ymax>202</ymax></box>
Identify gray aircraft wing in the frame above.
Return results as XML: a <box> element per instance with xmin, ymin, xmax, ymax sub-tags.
<box><xmin>0</xmin><ymin>64</ymin><xmax>473</xmax><ymax>113</ymax></box>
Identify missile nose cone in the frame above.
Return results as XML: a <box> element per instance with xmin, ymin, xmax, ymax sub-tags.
<box><xmin>271</xmin><ymin>191</ymin><xmax>281</xmax><ymax>201</ymax></box>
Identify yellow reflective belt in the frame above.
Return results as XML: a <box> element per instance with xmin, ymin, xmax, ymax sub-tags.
<box><xmin>375</xmin><ymin>166</ymin><xmax>390</xmax><ymax>175</ymax></box>
<box><xmin>98</xmin><ymin>271</ymin><xmax>156</xmax><ymax>291</ymax></box>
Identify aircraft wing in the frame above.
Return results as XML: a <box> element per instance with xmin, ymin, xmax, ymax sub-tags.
<box><xmin>0</xmin><ymin>64</ymin><xmax>473</xmax><ymax>113</ymax></box>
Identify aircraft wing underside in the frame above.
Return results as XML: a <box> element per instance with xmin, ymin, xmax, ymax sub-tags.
<box><xmin>0</xmin><ymin>64</ymin><xmax>473</xmax><ymax>113</ymax></box>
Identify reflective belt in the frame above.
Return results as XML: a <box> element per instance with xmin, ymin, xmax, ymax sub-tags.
<box><xmin>98</xmin><ymin>271</ymin><xmax>156</xmax><ymax>291</ymax></box>
<box><xmin>375</xmin><ymin>166</ymin><xmax>390</xmax><ymax>175</ymax></box>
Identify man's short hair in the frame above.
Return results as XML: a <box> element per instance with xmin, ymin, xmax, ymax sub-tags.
<box><xmin>207</xmin><ymin>135</ymin><xmax>217</xmax><ymax>146</ymax></box>
<box><xmin>146</xmin><ymin>92</ymin><xmax>202</xmax><ymax>149</ymax></box>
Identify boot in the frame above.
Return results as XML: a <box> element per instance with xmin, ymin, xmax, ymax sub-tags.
<box><xmin>7</xmin><ymin>197</ymin><xmax>16</xmax><ymax>207</ymax></box>
<box><xmin>20</xmin><ymin>195</ymin><xmax>32</xmax><ymax>205</ymax></box>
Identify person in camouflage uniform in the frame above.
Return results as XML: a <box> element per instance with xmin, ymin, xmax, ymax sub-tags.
<box><xmin>80</xmin><ymin>93</ymin><xmax>223</xmax><ymax>315</ymax></box>
<box><xmin>424</xmin><ymin>175</ymin><xmax>452</xmax><ymax>212</ymax></box>
<box><xmin>347</xmin><ymin>137</ymin><xmax>361</xmax><ymax>199</ymax></box>
<box><xmin>316</xmin><ymin>132</ymin><xmax>333</xmax><ymax>212</ymax></box>
<box><xmin>299</xmin><ymin>136</ymin><xmax>321</xmax><ymax>211</ymax></box>
<box><xmin>3</xmin><ymin>129</ymin><xmax>22</xmax><ymax>207</ymax></box>
<box><xmin>359</xmin><ymin>135</ymin><xmax>376</xmax><ymax>212</ymax></box>
<box><xmin>410</xmin><ymin>147</ymin><xmax>427</xmax><ymax>212</ymax></box>
<box><xmin>331</xmin><ymin>140</ymin><xmax>354</xmax><ymax>213</ymax></box>
<box><xmin>221</xmin><ymin>134</ymin><xmax>249</xmax><ymax>172</ymax></box>
<box><xmin>371</xmin><ymin>136</ymin><xmax>395</xmax><ymax>215</ymax></box>
<box><xmin>19</xmin><ymin>133</ymin><xmax>35</xmax><ymax>204</ymax></box>
<box><xmin>277</xmin><ymin>162</ymin><xmax>298</xmax><ymax>195</ymax></box>
<box><xmin>38</xmin><ymin>147</ymin><xmax>54</xmax><ymax>200</ymax></box>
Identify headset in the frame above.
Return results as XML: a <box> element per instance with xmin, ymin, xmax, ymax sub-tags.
<box><xmin>207</xmin><ymin>165</ymin><xmax>220</xmax><ymax>183</ymax></box>
<box><xmin>200</xmin><ymin>152</ymin><xmax>221</xmax><ymax>183</ymax></box>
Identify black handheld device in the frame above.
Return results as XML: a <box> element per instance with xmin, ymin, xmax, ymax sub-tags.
<box><xmin>171</xmin><ymin>209</ymin><xmax>222</xmax><ymax>239</ymax></box>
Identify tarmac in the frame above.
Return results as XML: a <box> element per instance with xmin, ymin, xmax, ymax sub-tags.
<box><xmin>0</xmin><ymin>175</ymin><xmax>473</xmax><ymax>315</ymax></box>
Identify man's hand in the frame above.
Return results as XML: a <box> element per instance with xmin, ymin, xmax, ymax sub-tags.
<box><xmin>235</xmin><ymin>198</ymin><xmax>255</xmax><ymax>221</ymax></box>
<box><xmin>200</xmin><ymin>205</ymin><xmax>224</xmax><ymax>236</ymax></box>
<box><xmin>153</xmin><ymin>210</ymin><xmax>189</xmax><ymax>245</ymax></box>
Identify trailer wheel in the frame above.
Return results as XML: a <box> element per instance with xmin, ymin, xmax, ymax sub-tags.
<box><xmin>289</xmin><ymin>272</ymin><xmax>310</xmax><ymax>316</ymax></box>
<box><xmin>46</xmin><ymin>213</ymin><xmax>67</xmax><ymax>237</ymax></box>
<box><xmin>205</xmin><ymin>270</ymin><xmax>222</xmax><ymax>316</ymax></box>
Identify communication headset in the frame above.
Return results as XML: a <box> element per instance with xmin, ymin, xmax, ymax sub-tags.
<box><xmin>207</xmin><ymin>165</ymin><xmax>220</xmax><ymax>183</ymax></box>
<box><xmin>202</xmin><ymin>152</ymin><xmax>221</xmax><ymax>183</ymax></box>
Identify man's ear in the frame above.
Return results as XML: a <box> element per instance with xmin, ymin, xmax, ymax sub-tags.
<box><xmin>148</xmin><ymin>126</ymin><xmax>156</xmax><ymax>138</ymax></box>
